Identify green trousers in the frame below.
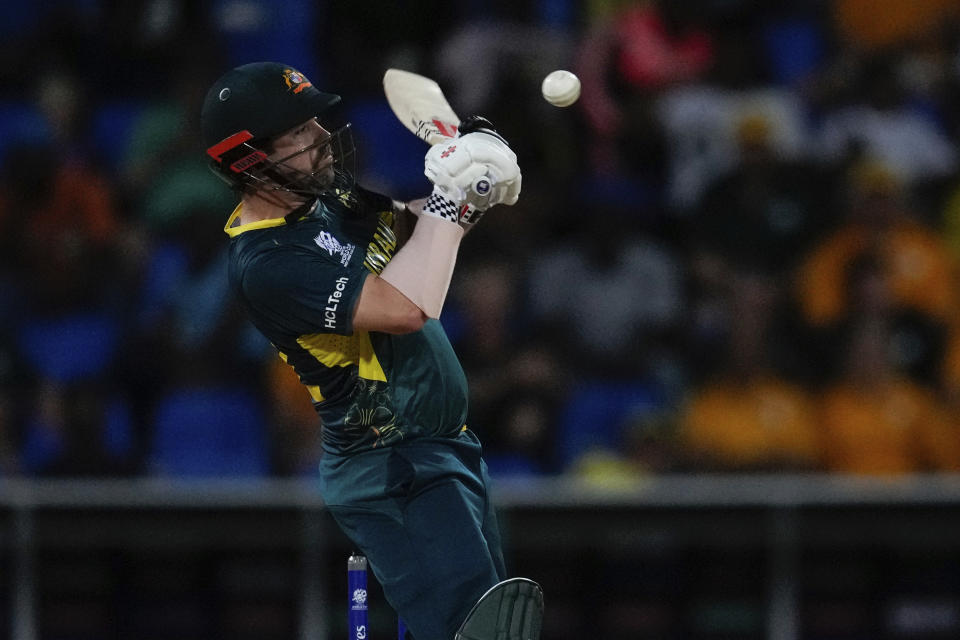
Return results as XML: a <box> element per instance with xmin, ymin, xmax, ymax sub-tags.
<box><xmin>319</xmin><ymin>429</ymin><xmax>507</xmax><ymax>640</ymax></box>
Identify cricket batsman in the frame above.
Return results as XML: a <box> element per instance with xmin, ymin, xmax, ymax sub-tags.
<box><xmin>200</xmin><ymin>61</ymin><xmax>543</xmax><ymax>640</ymax></box>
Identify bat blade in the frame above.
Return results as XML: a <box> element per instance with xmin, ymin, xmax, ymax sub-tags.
<box><xmin>383</xmin><ymin>68</ymin><xmax>461</xmax><ymax>145</ymax></box>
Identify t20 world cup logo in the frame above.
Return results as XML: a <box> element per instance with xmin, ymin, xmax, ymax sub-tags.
<box><xmin>352</xmin><ymin>588</ymin><xmax>368</xmax><ymax>608</ymax></box>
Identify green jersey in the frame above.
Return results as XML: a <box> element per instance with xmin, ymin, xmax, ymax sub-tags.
<box><xmin>225</xmin><ymin>187</ymin><xmax>468</xmax><ymax>455</ymax></box>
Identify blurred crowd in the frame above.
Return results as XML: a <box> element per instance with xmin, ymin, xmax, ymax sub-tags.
<box><xmin>1</xmin><ymin>0</ymin><xmax>960</xmax><ymax>482</ymax></box>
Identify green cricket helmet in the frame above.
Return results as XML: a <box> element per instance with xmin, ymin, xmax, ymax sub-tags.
<box><xmin>201</xmin><ymin>61</ymin><xmax>354</xmax><ymax>196</ymax></box>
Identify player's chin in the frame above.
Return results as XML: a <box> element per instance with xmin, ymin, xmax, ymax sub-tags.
<box><xmin>313</xmin><ymin>165</ymin><xmax>336</xmax><ymax>188</ymax></box>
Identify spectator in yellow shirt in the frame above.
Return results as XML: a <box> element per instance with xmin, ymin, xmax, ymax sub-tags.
<box><xmin>679</xmin><ymin>273</ymin><xmax>822</xmax><ymax>471</ymax></box>
<box><xmin>817</xmin><ymin>255</ymin><xmax>960</xmax><ymax>474</ymax></box>
<box><xmin>797</xmin><ymin>160</ymin><xmax>958</xmax><ymax>328</ymax></box>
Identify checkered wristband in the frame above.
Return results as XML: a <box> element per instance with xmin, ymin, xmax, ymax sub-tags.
<box><xmin>421</xmin><ymin>186</ymin><xmax>487</xmax><ymax>229</ymax></box>
<box><xmin>421</xmin><ymin>188</ymin><xmax>463</xmax><ymax>223</ymax></box>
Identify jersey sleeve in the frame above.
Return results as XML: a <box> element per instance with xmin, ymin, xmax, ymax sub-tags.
<box><xmin>240</xmin><ymin>248</ymin><xmax>366</xmax><ymax>337</ymax></box>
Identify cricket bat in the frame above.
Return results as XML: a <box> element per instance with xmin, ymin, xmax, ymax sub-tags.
<box><xmin>383</xmin><ymin>68</ymin><xmax>461</xmax><ymax>145</ymax></box>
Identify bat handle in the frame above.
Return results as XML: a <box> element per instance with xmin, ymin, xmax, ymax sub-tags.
<box><xmin>457</xmin><ymin>115</ymin><xmax>508</xmax><ymax>145</ymax></box>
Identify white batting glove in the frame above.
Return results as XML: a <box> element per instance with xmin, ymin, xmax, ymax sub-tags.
<box><xmin>456</xmin><ymin>132</ymin><xmax>521</xmax><ymax>208</ymax></box>
<box><xmin>423</xmin><ymin>131</ymin><xmax>522</xmax><ymax>227</ymax></box>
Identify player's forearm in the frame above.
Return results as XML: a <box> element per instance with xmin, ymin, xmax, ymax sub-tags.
<box><xmin>379</xmin><ymin>213</ymin><xmax>464</xmax><ymax>319</ymax></box>
<box><xmin>377</xmin><ymin>123</ymin><xmax>519</xmax><ymax>318</ymax></box>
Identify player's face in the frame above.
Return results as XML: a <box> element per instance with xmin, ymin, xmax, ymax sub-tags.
<box><xmin>270</xmin><ymin>118</ymin><xmax>336</xmax><ymax>188</ymax></box>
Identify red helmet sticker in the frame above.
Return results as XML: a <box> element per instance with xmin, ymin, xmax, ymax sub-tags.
<box><xmin>230</xmin><ymin>150</ymin><xmax>267</xmax><ymax>173</ymax></box>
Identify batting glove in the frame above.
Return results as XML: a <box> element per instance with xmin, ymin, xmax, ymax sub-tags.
<box><xmin>423</xmin><ymin>128</ymin><xmax>521</xmax><ymax>227</ymax></box>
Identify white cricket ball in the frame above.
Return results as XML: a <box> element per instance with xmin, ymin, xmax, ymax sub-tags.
<box><xmin>541</xmin><ymin>70</ymin><xmax>580</xmax><ymax>107</ymax></box>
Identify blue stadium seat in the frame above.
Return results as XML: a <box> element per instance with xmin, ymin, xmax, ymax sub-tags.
<box><xmin>19</xmin><ymin>416</ymin><xmax>63</xmax><ymax>474</ymax></box>
<box><xmin>210</xmin><ymin>0</ymin><xmax>316</xmax><ymax>75</ymax></box>
<box><xmin>0</xmin><ymin>4</ymin><xmax>39</xmax><ymax>38</ymax></box>
<box><xmin>149</xmin><ymin>387</ymin><xmax>270</xmax><ymax>477</ymax></box>
<box><xmin>483</xmin><ymin>452</ymin><xmax>543</xmax><ymax>478</ymax></box>
<box><xmin>0</xmin><ymin>101</ymin><xmax>51</xmax><ymax>165</ymax></box>
<box><xmin>555</xmin><ymin>380</ymin><xmax>663</xmax><ymax>469</ymax></box>
<box><xmin>104</xmin><ymin>395</ymin><xmax>135</xmax><ymax>459</ymax></box>
<box><xmin>18</xmin><ymin>312</ymin><xmax>121</xmax><ymax>383</ymax></box>
<box><xmin>19</xmin><ymin>393</ymin><xmax>134</xmax><ymax>474</ymax></box>
<box><xmin>761</xmin><ymin>17</ymin><xmax>825</xmax><ymax>86</ymax></box>
<box><xmin>91</xmin><ymin>99</ymin><xmax>149</xmax><ymax>171</ymax></box>
<box><xmin>135</xmin><ymin>240</ymin><xmax>190</xmax><ymax>329</ymax></box>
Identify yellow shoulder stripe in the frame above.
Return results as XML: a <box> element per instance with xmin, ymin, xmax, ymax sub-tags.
<box><xmin>223</xmin><ymin>203</ymin><xmax>288</xmax><ymax>237</ymax></box>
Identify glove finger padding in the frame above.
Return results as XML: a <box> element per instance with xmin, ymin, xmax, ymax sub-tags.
<box><xmin>459</xmin><ymin>133</ymin><xmax>521</xmax><ymax>208</ymax></box>
<box><xmin>463</xmin><ymin>135</ymin><xmax>519</xmax><ymax>179</ymax></box>
<box><xmin>496</xmin><ymin>172</ymin><xmax>521</xmax><ymax>206</ymax></box>
<box><xmin>424</xmin><ymin>142</ymin><xmax>483</xmax><ymax>203</ymax></box>
<box><xmin>424</xmin><ymin>132</ymin><xmax>522</xmax><ymax>213</ymax></box>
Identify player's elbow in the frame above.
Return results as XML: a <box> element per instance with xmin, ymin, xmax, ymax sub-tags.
<box><xmin>353</xmin><ymin>295</ymin><xmax>428</xmax><ymax>334</ymax></box>
<box><xmin>386</xmin><ymin>303</ymin><xmax>429</xmax><ymax>334</ymax></box>
<box><xmin>353</xmin><ymin>274</ymin><xmax>431</xmax><ymax>334</ymax></box>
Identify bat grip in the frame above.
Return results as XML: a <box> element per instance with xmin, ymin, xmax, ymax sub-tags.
<box><xmin>457</xmin><ymin>115</ymin><xmax>508</xmax><ymax>145</ymax></box>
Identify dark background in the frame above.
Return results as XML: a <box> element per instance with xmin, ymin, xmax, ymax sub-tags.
<box><xmin>2</xmin><ymin>1</ymin><xmax>960</xmax><ymax>638</ymax></box>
